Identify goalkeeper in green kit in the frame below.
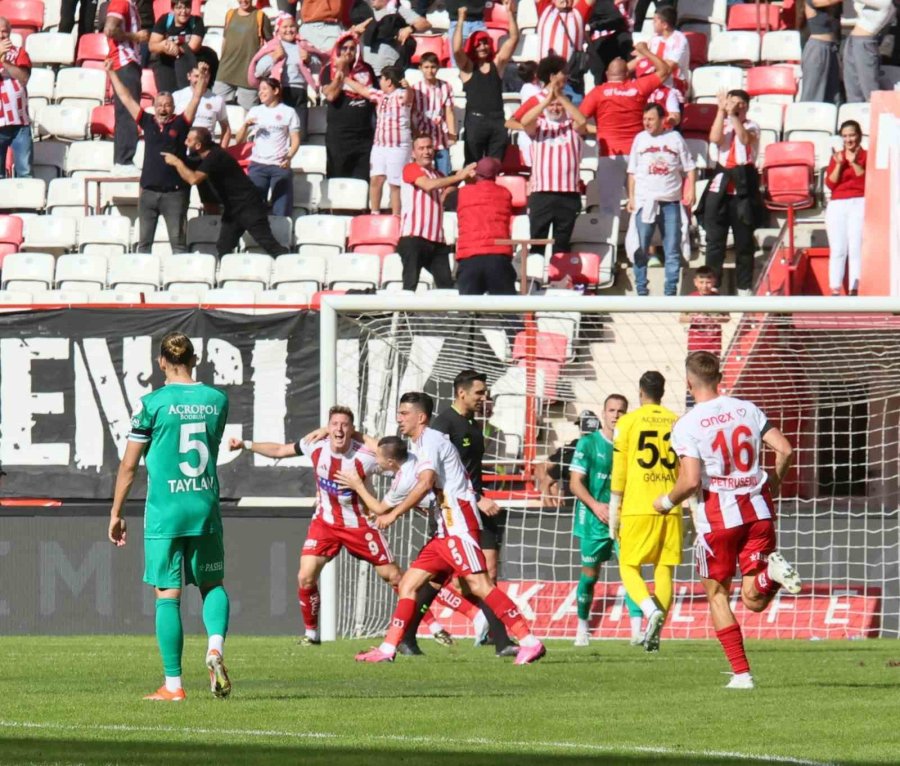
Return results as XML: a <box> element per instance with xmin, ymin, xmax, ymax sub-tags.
<box><xmin>109</xmin><ymin>332</ymin><xmax>232</xmax><ymax>701</ymax></box>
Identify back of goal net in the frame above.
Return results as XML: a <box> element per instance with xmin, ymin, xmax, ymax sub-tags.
<box><xmin>325</xmin><ymin>297</ymin><xmax>900</xmax><ymax>641</ymax></box>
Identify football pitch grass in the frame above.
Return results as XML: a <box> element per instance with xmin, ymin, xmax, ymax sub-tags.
<box><xmin>0</xmin><ymin>636</ymin><xmax>897</xmax><ymax>766</ymax></box>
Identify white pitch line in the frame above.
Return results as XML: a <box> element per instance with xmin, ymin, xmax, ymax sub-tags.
<box><xmin>0</xmin><ymin>719</ymin><xmax>835</xmax><ymax>766</ymax></box>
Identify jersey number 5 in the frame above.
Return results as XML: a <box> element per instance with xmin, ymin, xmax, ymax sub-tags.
<box><xmin>711</xmin><ymin>425</ymin><xmax>755</xmax><ymax>474</ymax></box>
<box><xmin>636</xmin><ymin>431</ymin><xmax>677</xmax><ymax>470</ymax></box>
<box><xmin>179</xmin><ymin>422</ymin><xmax>210</xmax><ymax>477</ymax></box>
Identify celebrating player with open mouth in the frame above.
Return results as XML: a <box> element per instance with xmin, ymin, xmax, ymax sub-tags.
<box><xmin>355</xmin><ymin>392</ymin><xmax>546</xmax><ymax>665</ymax></box>
<box><xmin>661</xmin><ymin>351</ymin><xmax>802</xmax><ymax>689</ymax></box>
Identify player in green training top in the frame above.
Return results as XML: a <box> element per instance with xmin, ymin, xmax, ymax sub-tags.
<box><xmin>569</xmin><ymin>396</ymin><xmax>645</xmax><ymax>648</ymax></box>
<box><xmin>109</xmin><ymin>332</ymin><xmax>232</xmax><ymax>702</ymax></box>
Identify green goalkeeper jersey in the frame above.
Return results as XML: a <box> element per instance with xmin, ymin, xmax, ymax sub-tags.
<box><xmin>569</xmin><ymin>430</ymin><xmax>613</xmax><ymax>540</ymax></box>
<box><xmin>128</xmin><ymin>382</ymin><xmax>229</xmax><ymax>539</ymax></box>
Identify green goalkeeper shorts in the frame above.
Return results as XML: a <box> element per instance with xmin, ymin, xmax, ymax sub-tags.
<box><xmin>144</xmin><ymin>532</ymin><xmax>225</xmax><ymax>589</ymax></box>
<box><xmin>577</xmin><ymin>528</ymin><xmax>615</xmax><ymax>568</ymax></box>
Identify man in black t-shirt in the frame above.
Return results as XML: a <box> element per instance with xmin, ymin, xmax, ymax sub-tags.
<box><xmin>163</xmin><ymin>127</ymin><xmax>289</xmax><ymax>257</ymax></box>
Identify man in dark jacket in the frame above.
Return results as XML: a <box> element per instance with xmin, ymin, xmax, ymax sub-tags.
<box><xmin>455</xmin><ymin>157</ymin><xmax>515</xmax><ymax>295</ymax></box>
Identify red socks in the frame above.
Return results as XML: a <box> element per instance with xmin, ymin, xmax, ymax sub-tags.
<box><xmin>754</xmin><ymin>568</ymin><xmax>780</xmax><ymax>597</ymax></box>
<box><xmin>716</xmin><ymin>623</ymin><xmax>750</xmax><ymax>675</ymax></box>
<box><xmin>483</xmin><ymin>587</ymin><xmax>531</xmax><ymax>641</ymax></box>
<box><xmin>384</xmin><ymin>597</ymin><xmax>417</xmax><ymax>649</ymax></box>
<box><xmin>436</xmin><ymin>585</ymin><xmax>481</xmax><ymax>621</ymax></box>
<box><xmin>298</xmin><ymin>586</ymin><xmax>319</xmax><ymax>632</ymax></box>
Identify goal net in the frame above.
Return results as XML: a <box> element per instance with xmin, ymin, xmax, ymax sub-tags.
<box><xmin>319</xmin><ymin>295</ymin><xmax>900</xmax><ymax>641</ymax></box>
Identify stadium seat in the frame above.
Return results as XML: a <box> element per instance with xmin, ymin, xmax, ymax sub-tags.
<box><xmin>708</xmin><ymin>31</ymin><xmax>760</xmax><ymax>65</ymax></box>
<box><xmin>837</xmin><ymin>102</ymin><xmax>871</xmax><ymax>136</ymax></box>
<box><xmin>21</xmin><ymin>215</ymin><xmax>77</xmax><ymax>253</ymax></box>
<box><xmin>46</xmin><ymin>177</ymin><xmax>90</xmax><ymax>215</ymax></box>
<box><xmin>0</xmin><ymin>178</ymin><xmax>46</xmax><ymax>212</ymax></box>
<box><xmin>496</xmin><ymin>175</ymin><xmax>528</xmax><ymax>213</ymax></box>
<box><xmin>153</xmin><ymin>290</ymin><xmax>203</xmax><ymax>304</ymax></box>
<box><xmin>548</xmin><ymin>251</ymin><xmax>613</xmax><ymax>288</ymax></box>
<box><xmin>348</xmin><ymin>214</ymin><xmax>400</xmax><ymax>253</ymax></box>
<box><xmin>271</xmin><ymin>253</ymin><xmax>328</xmax><ymax>292</ymax></box>
<box><xmin>307</xmin><ymin>105</ymin><xmax>328</xmax><ymax>137</ymax></box>
<box><xmin>320</xmin><ymin>178</ymin><xmax>369</xmax><ymax>213</ymax></box>
<box><xmin>294</xmin><ymin>214</ymin><xmax>348</xmax><ymax>251</ymax></box>
<box><xmin>436</xmin><ymin>68</ymin><xmax>464</xmax><ymax>95</ymax></box>
<box><xmin>86</xmin><ymin>288</ymin><xmax>143</xmax><ymax>303</ymax></box>
<box><xmin>204</xmin><ymin>287</ymin><xmax>257</xmax><ymax>310</ymax></box>
<box><xmin>202</xmin><ymin>0</ymin><xmax>232</xmax><ymax>28</ymax></box>
<box><xmin>34</xmin><ymin>104</ymin><xmax>89</xmax><ymax>140</ymax></box>
<box><xmin>38</xmin><ymin>288</ymin><xmax>91</xmax><ymax>303</ymax></box>
<box><xmin>484</xmin><ymin>1</ymin><xmax>510</xmax><ymax>30</ymax></box>
<box><xmin>727</xmin><ymin>2</ymin><xmax>782</xmax><ymax>31</ymax></box>
<box><xmin>690</xmin><ymin>66</ymin><xmax>744</xmax><ymax>102</ymax></box>
<box><xmin>411</xmin><ymin>34</ymin><xmax>449</xmax><ymax>66</ymax></box>
<box><xmin>241</xmin><ymin>216</ymin><xmax>292</xmax><ymax>253</ymax></box>
<box><xmin>78</xmin><ymin>215</ymin><xmax>132</xmax><ymax>253</ymax></box>
<box><xmin>571</xmin><ymin>212</ymin><xmax>618</xmax><ymax>249</ymax></box>
<box><xmin>784</xmin><ymin>101</ymin><xmax>838</xmax><ymax>138</ymax></box>
<box><xmin>290</xmin><ymin>144</ymin><xmax>327</xmax><ymax>175</ymax></box>
<box><xmin>0</xmin><ymin>214</ymin><xmax>24</xmax><ymax>250</ymax></box>
<box><xmin>745</xmin><ymin>65</ymin><xmax>797</xmax><ymax>104</ymax></box>
<box><xmin>761</xmin><ymin>141</ymin><xmax>816</xmax><ymax>211</ymax></box>
<box><xmin>880</xmin><ymin>65</ymin><xmax>900</xmax><ymax>89</ymax></box>
<box><xmin>760</xmin><ymin>30</ymin><xmax>802</xmax><ymax>63</ymax></box>
<box><xmin>677</xmin><ymin>0</ymin><xmax>727</xmax><ymax>27</ymax></box>
<box><xmin>31</xmin><ymin>140</ymin><xmax>67</xmax><ymax>180</ymax></box>
<box><xmin>217</xmin><ymin>252</ymin><xmax>274</xmax><ymax>291</ymax></box>
<box><xmin>65</xmin><ymin>140</ymin><xmax>115</xmax><ymax>176</ymax></box>
<box><xmin>54</xmin><ymin>252</ymin><xmax>108</xmax><ymax>291</ymax></box>
<box><xmin>24</xmin><ymin>66</ymin><xmax>54</xmax><ymax>109</ymax></box>
<box><xmin>516</xmin><ymin>0</ymin><xmax>538</xmax><ymax>29</ymax></box>
<box><xmin>75</xmin><ymin>33</ymin><xmax>109</xmax><ymax>64</ymax></box>
<box><xmin>256</xmin><ymin>288</ymin><xmax>314</xmax><ymax>310</ymax></box>
<box><xmin>380</xmin><ymin>251</ymin><xmax>435</xmax><ymax>292</ymax></box>
<box><xmin>186</xmin><ymin>215</ymin><xmax>222</xmax><ymax>253</ymax></box>
<box><xmin>292</xmin><ymin>173</ymin><xmax>325</xmax><ymax>213</ymax></box>
<box><xmin>0</xmin><ymin>288</ymin><xmax>32</xmax><ymax>304</ymax></box>
<box><xmin>328</xmin><ymin>252</ymin><xmax>381</xmax><ymax>290</ymax></box>
<box><xmin>512</xmin><ymin>31</ymin><xmax>540</xmax><ymax>62</ymax></box>
<box><xmin>680</xmin><ymin>103</ymin><xmax>718</xmax><ymax>138</ymax></box>
<box><xmin>55</xmin><ymin>68</ymin><xmax>107</xmax><ymax>109</ymax></box>
<box><xmin>1</xmin><ymin>251</ymin><xmax>55</xmax><ymax>290</ymax></box>
<box><xmin>0</xmin><ymin>0</ymin><xmax>44</xmax><ymax>34</ymax></box>
<box><xmin>108</xmin><ymin>253</ymin><xmax>160</xmax><ymax>291</ymax></box>
<box><xmin>684</xmin><ymin>31</ymin><xmax>708</xmax><ymax>69</ymax></box>
<box><xmin>747</xmin><ymin>100</ymin><xmax>785</xmax><ymax>141</ymax></box>
<box><xmin>89</xmin><ymin>104</ymin><xmax>116</xmax><ymax>138</ymax></box>
<box><xmin>161</xmin><ymin>252</ymin><xmax>217</xmax><ymax>289</ymax></box>
<box><xmin>512</xmin><ymin>331</ymin><xmax>568</xmax><ymax>364</ymax></box>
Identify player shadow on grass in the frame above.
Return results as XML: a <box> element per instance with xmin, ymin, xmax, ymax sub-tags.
<box><xmin>0</xmin><ymin>738</ymin><xmax>822</xmax><ymax>766</ymax></box>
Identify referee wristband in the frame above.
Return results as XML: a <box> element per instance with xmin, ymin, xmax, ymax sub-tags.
<box><xmin>243</xmin><ymin>440</ymin><xmax>253</xmax><ymax>451</ymax></box>
<box><xmin>659</xmin><ymin>494</ymin><xmax>675</xmax><ymax>511</ymax></box>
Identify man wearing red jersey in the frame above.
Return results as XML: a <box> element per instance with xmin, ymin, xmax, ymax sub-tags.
<box><xmin>660</xmin><ymin>351</ymin><xmax>802</xmax><ymax>689</ymax></box>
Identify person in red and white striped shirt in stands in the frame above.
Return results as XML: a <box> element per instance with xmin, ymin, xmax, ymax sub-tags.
<box><xmin>0</xmin><ymin>17</ymin><xmax>33</xmax><ymax>179</ymax></box>
<box><xmin>104</xmin><ymin>0</ymin><xmax>148</xmax><ymax>173</ymax></box>
<box><xmin>509</xmin><ymin>56</ymin><xmax>587</xmax><ymax>256</ymax></box>
<box><xmin>398</xmin><ymin>135</ymin><xmax>476</xmax><ymax>291</ymax></box>
<box><xmin>537</xmin><ymin>0</ymin><xmax>589</xmax><ymax>61</ymax></box>
<box><xmin>411</xmin><ymin>52</ymin><xmax>457</xmax><ymax>177</ymax></box>
<box><xmin>345</xmin><ymin>65</ymin><xmax>412</xmax><ymax>215</ymax></box>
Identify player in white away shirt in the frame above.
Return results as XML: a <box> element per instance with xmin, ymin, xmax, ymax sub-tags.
<box><xmin>355</xmin><ymin>392</ymin><xmax>547</xmax><ymax>665</ymax></box>
<box><xmin>659</xmin><ymin>351</ymin><xmax>802</xmax><ymax>689</ymax></box>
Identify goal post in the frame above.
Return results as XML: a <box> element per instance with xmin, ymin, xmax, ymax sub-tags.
<box><xmin>318</xmin><ymin>295</ymin><xmax>900</xmax><ymax>642</ymax></box>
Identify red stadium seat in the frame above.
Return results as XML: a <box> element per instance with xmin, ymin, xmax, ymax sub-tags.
<box><xmin>512</xmin><ymin>331</ymin><xmax>569</xmax><ymax>363</ymax></box>
<box><xmin>485</xmin><ymin>27</ymin><xmax>508</xmax><ymax>51</ymax></box>
<box><xmin>501</xmin><ymin>144</ymin><xmax>528</xmax><ymax>175</ymax></box>
<box><xmin>547</xmin><ymin>251</ymin><xmax>605</xmax><ymax>286</ymax></box>
<box><xmin>484</xmin><ymin>2</ymin><xmax>510</xmax><ymax>30</ymax></box>
<box><xmin>411</xmin><ymin>34</ymin><xmax>449</xmax><ymax>66</ymax></box>
<box><xmin>495</xmin><ymin>174</ymin><xmax>528</xmax><ymax>213</ymax></box>
<box><xmin>684</xmin><ymin>31</ymin><xmax>708</xmax><ymax>69</ymax></box>
<box><xmin>0</xmin><ymin>214</ymin><xmax>24</xmax><ymax>247</ymax></box>
<box><xmin>745</xmin><ymin>65</ymin><xmax>797</xmax><ymax>99</ymax></box>
<box><xmin>0</xmin><ymin>0</ymin><xmax>44</xmax><ymax>35</ymax></box>
<box><xmin>761</xmin><ymin>141</ymin><xmax>816</xmax><ymax>210</ymax></box>
<box><xmin>727</xmin><ymin>2</ymin><xmax>783</xmax><ymax>31</ymax></box>
<box><xmin>348</xmin><ymin>214</ymin><xmax>400</xmax><ymax>251</ymax></box>
<box><xmin>680</xmin><ymin>103</ymin><xmax>718</xmax><ymax>138</ymax></box>
<box><xmin>141</xmin><ymin>68</ymin><xmax>158</xmax><ymax>100</ymax></box>
<box><xmin>90</xmin><ymin>104</ymin><xmax>116</xmax><ymax>137</ymax></box>
<box><xmin>76</xmin><ymin>33</ymin><xmax>110</xmax><ymax>65</ymax></box>
<box><xmin>516</xmin><ymin>358</ymin><xmax>562</xmax><ymax>399</ymax></box>
<box><xmin>225</xmin><ymin>141</ymin><xmax>254</xmax><ymax>169</ymax></box>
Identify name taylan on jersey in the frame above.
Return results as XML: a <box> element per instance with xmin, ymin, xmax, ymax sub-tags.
<box><xmin>168</xmin><ymin>475</ymin><xmax>215</xmax><ymax>493</ymax></box>
<box><xmin>168</xmin><ymin>403</ymin><xmax>220</xmax><ymax>421</ymax></box>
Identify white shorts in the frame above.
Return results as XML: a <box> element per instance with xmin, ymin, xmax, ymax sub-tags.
<box><xmin>370</xmin><ymin>144</ymin><xmax>411</xmax><ymax>186</ymax></box>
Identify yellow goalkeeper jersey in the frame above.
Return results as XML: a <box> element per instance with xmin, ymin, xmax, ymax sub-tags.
<box><xmin>611</xmin><ymin>403</ymin><xmax>681</xmax><ymax>517</ymax></box>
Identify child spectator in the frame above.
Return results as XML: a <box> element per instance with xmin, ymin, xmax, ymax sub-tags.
<box><xmin>680</xmin><ymin>266</ymin><xmax>730</xmax><ymax>406</ymax></box>
<box><xmin>411</xmin><ymin>52</ymin><xmax>456</xmax><ymax>176</ymax></box>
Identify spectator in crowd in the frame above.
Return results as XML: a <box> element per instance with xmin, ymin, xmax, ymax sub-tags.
<box><xmin>517</xmin><ymin>60</ymin><xmax>541</xmax><ymax>166</ymax></box>
<box><xmin>398</xmin><ymin>135</ymin><xmax>475</xmax><ymax>291</ymax></box>
<box><xmin>343</xmin><ymin>65</ymin><xmax>412</xmax><ymax>215</ymax></box>
<box><xmin>630</xmin><ymin>6</ymin><xmax>688</xmax><ymax>127</ymax></box>
<box><xmin>104</xmin><ymin>0</ymin><xmax>148</xmax><ymax>173</ymax></box>
<box><xmin>825</xmin><ymin>120</ymin><xmax>867</xmax><ymax>296</ymax></box>
<box><xmin>703</xmin><ymin>89</ymin><xmax>763</xmax><ymax>297</ymax></box>
<box><xmin>174</xmin><ymin>61</ymin><xmax>230</xmax><ymax>214</ymax></box>
<box><xmin>236</xmin><ymin>77</ymin><xmax>300</xmax><ymax>218</ymax></box>
<box><xmin>535</xmin><ymin>409</ymin><xmax>600</xmax><ymax>510</ymax></box>
<box><xmin>300</xmin><ymin>0</ymin><xmax>356</xmax><ymax>54</ymax></box>
<box><xmin>633</xmin><ymin>0</ymin><xmax>673</xmax><ymax>32</ymax></box>
<box><xmin>844</xmin><ymin>0</ymin><xmax>896</xmax><ymax>103</ymax></box>
<box><xmin>446</xmin><ymin>0</ymin><xmax>489</xmax><ymax>48</ymax></box>
<box><xmin>509</xmin><ymin>59</ymin><xmax>587</xmax><ymax>256</ymax></box>
<box><xmin>214</xmin><ymin>0</ymin><xmax>273</xmax><ymax>111</ymax></box>
<box><xmin>455</xmin><ymin>1</ymin><xmax>519</xmax><ymax>165</ymax></box>
<box><xmin>354</xmin><ymin>0</ymin><xmax>431</xmax><ymax>73</ymax></box>
<box><xmin>799</xmin><ymin>0</ymin><xmax>842</xmax><ymax>104</ymax></box>
<box><xmin>164</xmin><ymin>127</ymin><xmax>290</xmax><ymax>256</ymax></box>
<box><xmin>455</xmin><ymin>157</ymin><xmax>516</xmax><ymax>295</ymax></box>
<box><xmin>60</xmin><ymin>0</ymin><xmax>97</xmax><ymax>36</ymax></box>
<box><xmin>321</xmin><ymin>32</ymin><xmax>378</xmax><ymax>180</ymax></box>
<box><xmin>251</xmin><ymin>13</ymin><xmax>323</xmax><ymax>141</ymax></box>
<box><xmin>536</xmin><ymin>0</ymin><xmax>590</xmax><ymax>96</ymax></box>
<box><xmin>108</xmin><ymin>60</ymin><xmax>204</xmax><ymax>254</ymax></box>
<box><xmin>0</xmin><ymin>18</ymin><xmax>32</xmax><ymax>179</ymax></box>
<box><xmin>680</xmin><ymin>265</ymin><xmax>729</xmax><ymax>407</ymax></box>
<box><xmin>579</xmin><ymin>42</ymin><xmax>670</xmax><ymax>210</ymax></box>
<box><xmin>411</xmin><ymin>52</ymin><xmax>456</xmax><ymax>176</ymax></box>
<box><xmin>586</xmin><ymin>0</ymin><xmax>632</xmax><ymax>83</ymax></box>
<box><xmin>626</xmin><ymin>103</ymin><xmax>695</xmax><ymax>296</ymax></box>
<box><xmin>149</xmin><ymin>0</ymin><xmax>204</xmax><ymax>93</ymax></box>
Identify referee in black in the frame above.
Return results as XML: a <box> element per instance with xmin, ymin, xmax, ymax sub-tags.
<box><xmin>431</xmin><ymin>369</ymin><xmax>517</xmax><ymax>657</ymax></box>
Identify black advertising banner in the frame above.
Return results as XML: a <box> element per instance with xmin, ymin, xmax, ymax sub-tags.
<box><xmin>0</xmin><ymin>309</ymin><xmax>321</xmax><ymax>499</ymax></box>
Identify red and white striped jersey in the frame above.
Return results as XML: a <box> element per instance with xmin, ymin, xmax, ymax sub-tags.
<box><xmin>382</xmin><ymin>453</ymin><xmax>437</xmax><ymax>510</ymax></box>
<box><xmin>106</xmin><ymin>0</ymin><xmax>141</xmax><ymax>70</ymax></box>
<box><xmin>671</xmin><ymin>395</ymin><xmax>775</xmax><ymax>533</ymax></box>
<box><xmin>648</xmin><ymin>31</ymin><xmax>690</xmax><ymax>91</ymax></box>
<box><xmin>298</xmin><ymin>437</ymin><xmax>378</xmax><ymax>528</ymax></box>
<box><xmin>0</xmin><ymin>45</ymin><xmax>31</xmax><ymax>127</ymax></box>
<box><xmin>411</xmin><ymin>426</ymin><xmax>482</xmax><ymax>538</ymax></box>
<box><xmin>721</xmin><ymin>119</ymin><xmax>760</xmax><ymax>167</ymax></box>
<box><xmin>401</xmin><ymin>162</ymin><xmax>445</xmax><ymax>242</ymax></box>
<box><xmin>371</xmin><ymin>88</ymin><xmax>412</xmax><ymax>148</ymax></box>
<box><xmin>411</xmin><ymin>80</ymin><xmax>453</xmax><ymax>150</ymax></box>
<box><xmin>514</xmin><ymin>91</ymin><xmax>583</xmax><ymax>193</ymax></box>
<box><xmin>537</xmin><ymin>6</ymin><xmax>585</xmax><ymax>60</ymax></box>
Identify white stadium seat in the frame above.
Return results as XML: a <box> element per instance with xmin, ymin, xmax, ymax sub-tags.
<box><xmin>329</xmin><ymin>252</ymin><xmax>381</xmax><ymax>290</ymax></box>
<box><xmin>54</xmin><ymin>253</ymin><xmax>108</xmax><ymax>291</ymax></box>
<box><xmin>1</xmin><ymin>252</ymin><xmax>56</xmax><ymax>291</ymax></box>
<box><xmin>25</xmin><ymin>31</ymin><xmax>77</xmax><ymax>66</ymax></box>
<box><xmin>271</xmin><ymin>254</ymin><xmax>328</xmax><ymax>292</ymax></box>
<box><xmin>291</xmin><ymin>144</ymin><xmax>327</xmax><ymax>175</ymax></box>
<box><xmin>162</xmin><ymin>252</ymin><xmax>217</xmax><ymax>289</ymax></box>
<box><xmin>25</xmin><ymin>67</ymin><xmax>55</xmax><ymax>108</ymax></box>
<box><xmin>39</xmin><ymin>289</ymin><xmax>91</xmax><ymax>303</ymax></box>
<box><xmin>204</xmin><ymin>287</ymin><xmax>257</xmax><ymax>310</ymax></box>
<box><xmin>784</xmin><ymin>102</ymin><xmax>838</xmax><ymax>138</ymax></box>
<box><xmin>66</xmin><ymin>141</ymin><xmax>115</xmax><ymax>176</ymax></box>
<box><xmin>708</xmin><ymin>31</ymin><xmax>760</xmax><ymax>65</ymax></box>
<box><xmin>0</xmin><ymin>289</ymin><xmax>33</xmax><ymax>305</ymax></box>
<box><xmin>108</xmin><ymin>253</ymin><xmax>161</xmax><ymax>291</ymax></box>
<box><xmin>217</xmin><ymin>252</ymin><xmax>274</xmax><ymax>290</ymax></box>
<box><xmin>78</xmin><ymin>215</ymin><xmax>132</xmax><ymax>252</ymax></box>
<box><xmin>34</xmin><ymin>104</ymin><xmax>89</xmax><ymax>140</ymax></box>
<box><xmin>241</xmin><ymin>216</ymin><xmax>292</xmax><ymax>252</ymax></box>
<box><xmin>294</xmin><ymin>214</ymin><xmax>348</xmax><ymax>250</ymax></box>
<box><xmin>0</xmin><ymin>178</ymin><xmax>47</xmax><ymax>212</ymax></box>
<box><xmin>292</xmin><ymin>173</ymin><xmax>325</xmax><ymax>212</ymax></box>
<box><xmin>837</xmin><ymin>102</ymin><xmax>871</xmax><ymax>136</ymax></box>
<box><xmin>86</xmin><ymin>289</ymin><xmax>143</xmax><ymax>303</ymax></box>
<box><xmin>320</xmin><ymin>178</ymin><xmax>369</xmax><ymax>213</ymax></box>
<box><xmin>256</xmin><ymin>288</ymin><xmax>314</xmax><ymax>310</ymax></box>
<box><xmin>21</xmin><ymin>215</ymin><xmax>78</xmax><ymax>252</ymax></box>
<box><xmin>154</xmin><ymin>290</ymin><xmax>203</xmax><ymax>304</ymax></box>
<box><xmin>32</xmin><ymin>139</ymin><xmax>67</xmax><ymax>178</ymax></box>
<box><xmin>690</xmin><ymin>65</ymin><xmax>744</xmax><ymax>102</ymax></box>
<box><xmin>298</xmin><ymin>243</ymin><xmax>342</xmax><ymax>259</ymax></box>
<box><xmin>46</xmin><ymin>177</ymin><xmax>90</xmax><ymax>215</ymax></box>
<box><xmin>202</xmin><ymin>0</ymin><xmax>236</xmax><ymax>28</ymax></box>
<box><xmin>678</xmin><ymin>0</ymin><xmax>727</xmax><ymax>27</ymax></box>
<box><xmin>761</xmin><ymin>31</ymin><xmax>802</xmax><ymax>63</ymax></box>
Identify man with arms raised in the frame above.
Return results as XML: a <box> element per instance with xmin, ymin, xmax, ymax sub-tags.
<box><xmin>356</xmin><ymin>392</ymin><xmax>546</xmax><ymax>665</ymax></box>
<box><xmin>660</xmin><ymin>351</ymin><xmax>801</xmax><ymax>688</ymax></box>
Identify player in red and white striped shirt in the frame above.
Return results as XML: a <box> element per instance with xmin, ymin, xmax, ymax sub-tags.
<box><xmin>356</xmin><ymin>392</ymin><xmax>547</xmax><ymax>665</ymax></box>
<box><xmin>509</xmin><ymin>58</ymin><xmax>587</xmax><ymax>255</ymax></box>
<box><xmin>230</xmin><ymin>406</ymin><xmax>403</xmax><ymax>646</ymax></box>
<box><xmin>662</xmin><ymin>351</ymin><xmax>802</xmax><ymax>689</ymax></box>
<box><xmin>104</xmin><ymin>0</ymin><xmax>147</xmax><ymax>171</ymax></box>
<box><xmin>398</xmin><ymin>135</ymin><xmax>476</xmax><ymax>290</ymax></box>
<box><xmin>411</xmin><ymin>52</ymin><xmax>456</xmax><ymax>176</ymax></box>
<box><xmin>537</xmin><ymin>0</ymin><xmax>587</xmax><ymax>61</ymax></box>
<box><xmin>0</xmin><ymin>18</ymin><xmax>33</xmax><ymax>178</ymax></box>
